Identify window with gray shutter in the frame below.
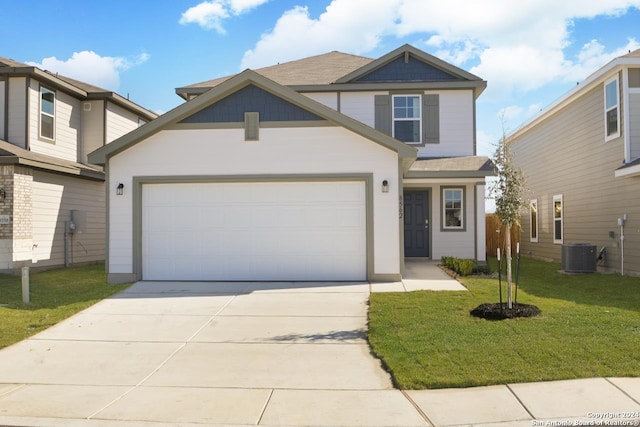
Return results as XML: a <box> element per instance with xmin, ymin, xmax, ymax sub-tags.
<box><xmin>374</xmin><ymin>93</ymin><xmax>439</xmax><ymax>145</ymax></box>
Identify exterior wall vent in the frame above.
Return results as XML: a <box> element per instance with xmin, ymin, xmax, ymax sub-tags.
<box><xmin>83</xmin><ymin>103</ymin><xmax>92</xmax><ymax>112</ymax></box>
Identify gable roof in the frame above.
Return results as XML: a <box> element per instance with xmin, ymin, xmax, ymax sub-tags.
<box><xmin>89</xmin><ymin>69</ymin><xmax>418</xmax><ymax>166</ymax></box>
<box><xmin>336</xmin><ymin>44</ymin><xmax>483</xmax><ymax>84</ymax></box>
<box><xmin>176</xmin><ymin>44</ymin><xmax>486</xmax><ymax>99</ymax></box>
<box><xmin>0</xmin><ymin>56</ymin><xmax>157</xmax><ymax>121</ymax></box>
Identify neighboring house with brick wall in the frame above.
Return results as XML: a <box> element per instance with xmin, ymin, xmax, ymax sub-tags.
<box><xmin>0</xmin><ymin>57</ymin><xmax>156</xmax><ymax>272</ymax></box>
<box><xmin>509</xmin><ymin>49</ymin><xmax>640</xmax><ymax>275</ymax></box>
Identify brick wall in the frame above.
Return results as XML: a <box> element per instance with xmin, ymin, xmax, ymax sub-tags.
<box><xmin>13</xmin><ymin>166</ymin><xmax>33</xmax><ymax>240</ymax></box>
<box><xmin>0</xmin><ymin>165</ymin><xmax>14</xmax><ymax>239</ymax></box>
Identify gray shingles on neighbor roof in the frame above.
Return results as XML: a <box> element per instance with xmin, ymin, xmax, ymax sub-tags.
<box><xmin>0</xmin><ymin>139</ymin><xmax>104</xmax><ymax>180</ymax></box>
<box><xmin>0</xmin><ymin>56</ymin><xmax>157</xmax><ymax>121</ymax></box>
<box><xmin>0</xmin><ymin>57</ymin><xmax>29</xmax><ymax>68</ymax></box>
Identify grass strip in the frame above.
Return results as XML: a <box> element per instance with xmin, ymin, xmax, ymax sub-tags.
<box><xmin>0</xmin><ymin>265</ymin><xmax>130</xmax><ymax>349</ymax></box>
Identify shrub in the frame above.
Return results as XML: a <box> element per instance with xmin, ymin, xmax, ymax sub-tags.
<box><xmin>440</xmin><ymin>256</ymin><xmax>487</xmax><ymax>276</ymax></box>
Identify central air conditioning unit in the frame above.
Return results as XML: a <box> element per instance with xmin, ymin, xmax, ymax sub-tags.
<box><xmin>561</xmin><ymin>243</ymin><xmax>597</xmax><ymax>273</ymax></box>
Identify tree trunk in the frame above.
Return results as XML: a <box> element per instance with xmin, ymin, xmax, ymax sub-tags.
<box><xmin>505</xmin><ymin>223</ymin><xmax>513</xmax><ymax>309</ymax></box>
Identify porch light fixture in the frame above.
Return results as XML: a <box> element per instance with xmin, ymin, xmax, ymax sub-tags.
<box><xmin>382</xmin><ymin>180</ymin><xmax>389</xmax><ymax>193</ymax></box>
<box><xmin>116</xmin><ymin>183</ymin><xmax>124</xmax><ymax>196</ymax></box>
<box><xmin>0</xmin><ymin>188</ymin><xmax>5</xmax><ymax>203</ymax></box>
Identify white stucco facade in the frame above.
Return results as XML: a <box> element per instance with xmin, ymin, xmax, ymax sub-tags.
<box><xmin>107</xmin><ymin>126</ymin><xmax>402</xmax><ymax>281</ymax></box>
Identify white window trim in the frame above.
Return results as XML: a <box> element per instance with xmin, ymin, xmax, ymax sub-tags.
<box><xmin>530</xmin><ymin>199</ymin><xmax>538</xmax><ymax>243</ymax></box>
<box><xmin>392</xmin><ymin>94</ymin><xmax>422</xmax><ymax>144</ymax></box>
<box><xmin>39</xmin><ymin>86</ymin><xmax>55</xmax><ymax>141</ymax></box>
<box><xmin>604</xmin><ymin>76</ymin><xmax>620</xmax><ymax>142</ymax></box>
<box><xmin>442</xmin><ymin>187</ymin><xmax>464</xmax><ymax>231</ymax></box>
<box><xmin>553</xmin><ymin>194</ymin><xmax>563</xmax><ymax>244</ymax></box>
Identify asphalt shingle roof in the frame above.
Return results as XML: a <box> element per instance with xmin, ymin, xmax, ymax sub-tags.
<box><xmin>180</xmin><ymin>51</ymin><xmax>373</xmax><ymax>90</ymax></box>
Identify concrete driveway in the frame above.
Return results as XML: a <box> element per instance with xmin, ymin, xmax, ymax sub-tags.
<box><xmin>0</xmin><ymin>281</ymin><xmax>427</xmax><ymax>426</ymax></box>
<box><xmin>1</xmin><ymin>273</ymin><xmax>639</xmax><ymax>426</ymax></box>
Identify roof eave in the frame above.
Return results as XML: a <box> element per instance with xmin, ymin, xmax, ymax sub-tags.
<box><xmin>615</xmin><ymin>162</ymin><xmax>640</xmax><ymax>178</ymax></box>
<box><xmin>292</xmin><ymin>80</ymin><xmax>487</xmax><ymax>97</ymax></box>
<box><xmin>508</xmin><ymin>56</ymin><xmax>640</xmax><ymax>142</ymax></box>
<box><xmin>405</xmin><ymin>170</ymin><xmax>496</xmax><ymax>179</ymax></box>
<box><xmin>0</xmin><ymin>67</ymin><xmax>87</xmax><ymax>97</ymax></box>
<box><xmin>177</xmin><ymin>80</ymin><xmax>487</xmax><ymax>102</ymax></box>
<box><xmin>0</xmin><ymin>155</ymin><xmax>105</xmax><ymax>181</ymax></box>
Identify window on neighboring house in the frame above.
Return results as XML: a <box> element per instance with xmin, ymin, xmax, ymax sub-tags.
<box><xmin>442</xmin><ymin>188</ymin><xmax>464</xmax><ymax>230</ymax></box>
<box><xmin>604</xmin><ymin>77</ymin><xmax>620</xmax><ymax>140</ymax></box>
<box><xmin>393</xmin><ymin>94</ymin><xmax>421</xmax><ymax>144</ymax></box>
<box><xmin>530</xmin><ymin>199</ymin><xmax>538</xmax><ymax>242</ymax></box>
<box><xmin>553</xmin><ymin>194</ymin><xmax>563</xmax><ymax>244</ymax></box>
<box><xmin>40</xmin><ymin>87</ymin><xmax>55</xmax><ymax>140</ymax></box>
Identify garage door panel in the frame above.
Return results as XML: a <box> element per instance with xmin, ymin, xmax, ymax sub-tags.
<box><xmin>142</xmin><ymin>181</ymin><xmax>367</xmax><ymax>281</ymax></box>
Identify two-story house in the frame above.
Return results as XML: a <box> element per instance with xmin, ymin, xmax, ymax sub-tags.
<box><xmin>89</xmin><ymin>44</ymin><xmax>493</xmax><ymax>284</ymax></box>
<box><xmin>0</xmin><ymin>57</ymin><xmax>157</xmax><ymax>273</ymax></box>
<box><xmin>509</xmin><ymin>49</ymin><xmax>640</xmax><ymax>275</ymax></box>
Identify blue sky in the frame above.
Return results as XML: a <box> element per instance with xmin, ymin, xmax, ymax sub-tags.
<box><xmin>2</xmin><ymin>0</ymin><xmax>639</xmax><ymax>158</ymax></box>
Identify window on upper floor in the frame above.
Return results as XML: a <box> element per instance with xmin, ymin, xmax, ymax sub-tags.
<box><xmin>553</xmin><ymin>194</ymin><xmax>563</xmax><ymax>244</ymax></box>
<box><xmin>40</xmin><ymin>86</ymin><xmax>55</xmax><ymax>141</ymax></box>
<box><xmin>375</xmin><ymin>93</ymin><xmax>439</xmax><ymax>146</ymax></box>
<box><xmin>530</xmin><ymin>199</ymin><xmax>538</xmax><ymax>242</ymax></box>
<box><xmin>393</xmin><ymin>95</ymin><xmax>421</xmax><ymax>144</ymax></box>
<box><xmin>604</xmin><ymin>77</ymin><xmax>620</xmax><ymax>141</ymax></box>
<box><xmin>442</xmin><ymin>187</ymin><xmax>464</xmax><ymax>230</ymax></box>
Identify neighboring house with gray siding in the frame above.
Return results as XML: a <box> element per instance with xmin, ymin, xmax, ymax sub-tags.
<box><xmin>90</xmin><ymin>44</ymin><xmax>494</xmax><ymax>284</ymax></box>
<box><xmin>509</xmin><ymin>49</ymin><xmax>640</xmax><ymax>275</ymax></box>
<box><xmin>0</xmin><ymin>57</ymin><xmax>156</xmax><ymax>273</ymax></box>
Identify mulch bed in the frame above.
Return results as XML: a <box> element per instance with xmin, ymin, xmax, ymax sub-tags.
<box><xmin>470</xmin><ymin>302</ymin><xmax>541</xmax><ymax>321</ymax></box>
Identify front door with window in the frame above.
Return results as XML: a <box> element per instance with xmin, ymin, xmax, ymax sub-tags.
<box><xmin>404</xmin><ymin>190</ymin><xmax>430</xmax><ymax>257</ymax></box>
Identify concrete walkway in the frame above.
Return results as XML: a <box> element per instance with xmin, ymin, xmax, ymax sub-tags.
<box><xmin>0</xmin><ymin>263</ymin><xmax>638</xmax><ymax>426</ymax></box>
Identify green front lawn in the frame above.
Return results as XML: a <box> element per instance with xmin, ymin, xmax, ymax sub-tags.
<box><xmin>368</xmin><ymin>257</ymin><xmax>640</xmax><ymax>389</ymax></box>
<box><xmin>0</xmin><ymin>265</ymin><xmax>130</xmax><ymax>349</ymax></box>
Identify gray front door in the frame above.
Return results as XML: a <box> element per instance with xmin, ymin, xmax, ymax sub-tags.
<box><xmin>404</xmin><ymin>190</ymin><xmax>430</xmax><ymax>257</ymax></box>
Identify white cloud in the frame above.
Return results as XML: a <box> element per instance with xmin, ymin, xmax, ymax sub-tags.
<box><xmin>566</xmin><ymin>38</ymin><xmax>640</xmax><ymax>82</ymax></box>
<box><xmin>240</xmin><ymin>0</ymin><xmax>401</xmax><ymax>69</ymax></box>
<box><xmin>28</xmin><ymin>51</ymin><xmax>149</xmax><ymax>91</ymax></box>
<box><xmin>241</xmin><ymin>0</ymin><xmax>640</xmax><ymax>100</ymax></box>
<box><xmin>180</xmin><ymin>0</ymin><xmax>268</xmax><ymax>33</ymax></box>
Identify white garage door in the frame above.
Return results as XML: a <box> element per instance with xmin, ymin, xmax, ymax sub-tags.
<box><xmin>142</xmin><ymin>181</ymin><xmax>367</xmax><ymax>281</ymax></box>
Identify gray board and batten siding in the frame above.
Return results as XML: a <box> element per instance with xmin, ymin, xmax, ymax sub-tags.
<box><xmin>354</xmin><ymin>55</ymin><xmax>464</xmax><ymax>83</ymax></box>
<box><xmin>179</xmin><ymin>85</ymin><xmax>325</xmax><ymax>124</ymax></box>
